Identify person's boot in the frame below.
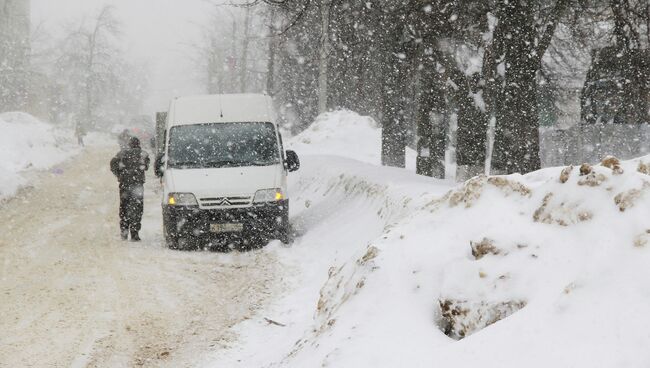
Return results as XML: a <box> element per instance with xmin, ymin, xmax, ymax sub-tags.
<box><xmin>120</xmin><ymin>229</ymin><xmax>129</xmax><ymax>241</ymax></box>
<box><xmin>130</xmin><ymin>230</ymin><xmax>141</xmax><ymax>242</ymax></box>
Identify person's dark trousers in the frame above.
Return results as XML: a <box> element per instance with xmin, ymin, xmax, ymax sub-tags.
<box><xmin>119</xmin><ymin>185</ymin><xmax>144</xmax><ymax>240</ymax></box>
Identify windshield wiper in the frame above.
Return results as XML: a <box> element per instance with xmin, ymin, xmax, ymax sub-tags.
<box><xmin>203</xmin><ymin>160</ymin><xmax>279</xmax><ymax>168</ymax></box>
<box><xmin>169</xmin><ymin>161</ymin><xmax>201</xmax><ymax>168</ymax></box>
<box><xmin>204</xmin><ymin>160</ymin><xmax>242</xmax><ymax>168</ymax></box>
<box><xmin>248</xmin><ymin>161</ymin><xmax>278</xmax><ymax>167</ymax></box>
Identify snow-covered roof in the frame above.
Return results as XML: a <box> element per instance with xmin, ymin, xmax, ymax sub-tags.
<box><xmin>168</xmin><ymin>93</ymin><xmax>275</xmax><ymax>126</ymax></box>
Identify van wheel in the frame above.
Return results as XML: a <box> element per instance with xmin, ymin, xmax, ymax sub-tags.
<box><xmin>163</xmin><ymin>220</ymin><xmax>182</xmax><ymax>250</ymax></box>
<box><xmin>165</xmin><ymin>234</ymin><xmax>179</xmax><ymax>250</ymax></box>
<box><xmin>278</xmin><ymin>224</ymin><xmax>291</xmax><ymax>245</ymax></box>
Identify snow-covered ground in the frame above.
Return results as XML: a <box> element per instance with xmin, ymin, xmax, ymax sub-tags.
<box><xmin>3</xmin><ymin>109</ymin><xmax>649</xmax><ymax>367</ymax></box>
<box><xmin>0</xmin><ymin>143</ymin><xmax>279</xmax><ymax>367</ymax></box>
<box><xmin>0</xmin><ymin>112</ymin><xmax>78</xmax><ymax>200</ymax></box>
<box><xmin>206</xmin><ymin>111</ymin><xmax>650</xmax><ymax>367</ymax></box>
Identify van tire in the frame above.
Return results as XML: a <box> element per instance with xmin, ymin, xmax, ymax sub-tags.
<box><xmin>163</xmin><ymin>218</ymin><xmax>181</xmax><ymax>250</ymax></box>
<box><xmin>165</xmin><ymin>234</ymin><xmax>179</xmax><ymax>250</ymax></box>
<box><xmin>278</xmin><ymin>224</ymin><xmax>291</xmax><ymax>245</ymax></box>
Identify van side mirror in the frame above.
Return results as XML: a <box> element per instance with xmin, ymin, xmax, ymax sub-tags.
<box><xmin>154</xmin><ymin>153</ymin><xmax>166</xmax><ymax>178</ymax></box>
<box><xmin>285</xmin><ymin>150</ymin><xmax>300</xmax><ymax>172</ymax></box>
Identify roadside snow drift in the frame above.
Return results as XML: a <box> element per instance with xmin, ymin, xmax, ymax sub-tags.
<box><xmin>208</xmin><ymin>110</ymin><xmax>650</xmax><ymax>368</ymax></box>
<box><xmin>289</xmin><ymin>110</ymin><xmax>382</xmax><ymax>165</ymax></box>
<box><xmin>289</xmin><ymin>110</ymin><xmax>417</xmax><ymax>168</ymax></box>
<box><xmin>0</xmin><ymin>112</ymin><xmax>77</xmax><ymax>199</ymax></box>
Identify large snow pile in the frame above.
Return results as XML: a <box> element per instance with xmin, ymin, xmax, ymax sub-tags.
<box><xmin>0</xmin><ymin>112</ymin><xmax>77</xmax><ymax>199</ymax></box>
<box><xmin>282</xmin><ymin>155</ymin><xmax>650</xmax><ymax>368</ymax></box>
<box><xmin>207</xmin><ymin>111</ymin><xmax>650</xmax><ymax>368</ymax></box>
<box><xmin>289</xmin><ymin>110</ymin><xmax>417</xmax><ymax>169</ymax></box>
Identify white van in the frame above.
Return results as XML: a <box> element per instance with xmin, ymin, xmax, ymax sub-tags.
<box><xmin>155</xmin><ymin>94</ymin><xmax>300</xmax><ymax>249</ymax></box>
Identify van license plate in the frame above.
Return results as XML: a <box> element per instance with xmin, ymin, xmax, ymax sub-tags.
<box><xmin>210</xmin><ymin>223</ymin><xmax>244</xmax><ymax>233</ymax></box>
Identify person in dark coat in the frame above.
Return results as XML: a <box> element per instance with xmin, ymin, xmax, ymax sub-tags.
<box><xmin>75</xmin><ymin>122</ymin><xmax>87</xmax><ymax>147</ymax></box>
<box><xmin>110</xmin><ymin>137</ymin><xmax>150</xmax><ymax>241</ymax></box>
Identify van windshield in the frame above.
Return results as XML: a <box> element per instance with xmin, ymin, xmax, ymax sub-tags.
<box><xmin>168</xmin><ymin>122</ymin><xmax>280</xmax><ymax>169</ymax></box>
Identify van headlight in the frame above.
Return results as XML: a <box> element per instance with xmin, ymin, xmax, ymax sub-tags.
<box><xmin>253</xmin><ymin>188</ymin><xmax>284</xmax><ymax>203</ymax></box>
<box><xmin>167</xmin><ymin>193</ymin><xmax>198</xmax><ymax>206</ymax></box>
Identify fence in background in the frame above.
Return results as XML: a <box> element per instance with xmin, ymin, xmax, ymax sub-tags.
<box><xmin>540</xmin><ymin>124</ymin><xmax>650</xmax><ymax>167</ymax></box>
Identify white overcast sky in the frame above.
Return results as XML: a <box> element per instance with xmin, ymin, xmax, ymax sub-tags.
<box><xmin>31</xmin><ymin>0</ymin><xmax>213</xmax><ymax>113</ymax></box>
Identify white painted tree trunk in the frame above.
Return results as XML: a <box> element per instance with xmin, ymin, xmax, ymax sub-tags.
<box><xmin>317</xmin><ymin>0</ymin><xmax>332</xmax><ymax>115</ymax></box>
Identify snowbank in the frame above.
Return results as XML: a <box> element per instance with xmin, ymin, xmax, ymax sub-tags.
<box><xmin>282</xmin><ymin>155</ymin><xmax>650</xmax><ymax>368</ymax></box>
<box><xmin>288</xmin><ymin>110</ymin><xmax>417</xmax><ymax>169</ymax></box>
<box><xmin>0</xmin><ymin>112</ymin><xmax>78</xmax><ymax>199</ymax></box>
<box><xmin>207</xmin><ymin>110</ymin><xmax>650</xmax><ymax>368</ymax></box>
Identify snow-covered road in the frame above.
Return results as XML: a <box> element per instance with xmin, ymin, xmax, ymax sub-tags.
<box><xmin>0</xmin><ymin>147</ymin><xmax>279</xmax><ymax>367</ymax></box>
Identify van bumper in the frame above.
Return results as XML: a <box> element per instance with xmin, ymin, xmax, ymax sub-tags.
<box><xmin>162</xmin><ymin>200</ymin><xmax>289</xmax><ymax>240</ymax></box>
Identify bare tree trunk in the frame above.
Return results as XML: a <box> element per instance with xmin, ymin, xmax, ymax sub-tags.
<box><xmin>380</xmin><ymin>7</ymin><xmax>415</xmax><ymax>169</ymax></box>
<box><xmin>239</xmin><ymin>6</ymin><xmax>252</xmax><ymax>93</ymax></box>
<box><xmin>229</xmin><ymin>19</ymin><xmax>238</xmax><ymax>92</ymax></box>
<box><xmin>416</xmin><ymin>98</ymin><xmax>447</xmax><ymax>178</ymax></box>
<box><xmin>646</xmin><ymin>3</ymin><xmax>650</xmax><ymax>46</ymax></box>
<box><xmin>381</xmin><ymin>50</ymin><xmax>412</xmax><ymax>168</ymax></box>
<box><xmin>266</xmin><ymin>7</ymin><xmax>276</xmax><ymax>96</ymax></box>
<box><xmin>207</xmin><ymin>38</ymin><xmax>221</xmax><ymax>94</ymax></box>
<box><xmin>491</xmin><ymin>3</ymin><xmax>540</xmax><ymax>174</ymax></box>
<box><xmin>415</xmin><ymin>48</ymin><xmax>446</xmax><ymax>178</ymax></box>
<box><xmin>85</xmin><ymin>31</ymin><xmax>97</xmax><ymax>125</ymax></box>
<box><xmin>491</xmin><ymin>0</ymin><xmax>568</xmax><ymax>174</ymax></box>
<box><xmin>317</xmin><ymin>0</ymin><xmax>332</xmax><ymax>114</ymax></box>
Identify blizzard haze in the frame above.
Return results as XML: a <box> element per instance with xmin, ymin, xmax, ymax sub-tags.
<box><xmin>3</xmin><ymin>1</ymin><xmax>650</xmax><ymax>367</ymax></box>
<box><xmin>31</xmin><ymin>0</ymin><xmax>211</xmax><ymax>112</ymax></box>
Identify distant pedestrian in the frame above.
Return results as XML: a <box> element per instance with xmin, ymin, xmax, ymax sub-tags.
<box><xmin>118</xmin><ymin>129</ymin><xmax>131</xmax><ymax>150</ymax></box>
<box><xmin>75</xmin><ymin>122</ymin><xmax>87</xmax><ymax>147</ymax></box>
<box><xmin>110</xmin><ymin>137</ymin><xmax>150</xmax><ymax>241</ymax></box>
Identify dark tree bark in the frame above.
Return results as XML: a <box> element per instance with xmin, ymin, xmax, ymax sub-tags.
<box><xmin>266</xmin><ymin>7</ymin><xmax>277</xmax><ymax>95</ymax></box>
<box><xmin>379</xmin><ymin>3</ymin><xmax>416</xmax><ymax>168</ymax></box>
<box><xmin>415</xmin><ymin>60</ymin><xmax>447</xmax><ymax>178</ymax></box>
<box><xmin>415</xmin><ymin>0</ymin><xmax>492</xmax><ymax>178</ymax></box>
<box><xmin>491</xmin><ymin>0</ymin><xmax>568</xmax><ymax>174</ymax></box>
<box><xmin>381</xmin><ymin>70</ymin><xmax>410</xmax><ymax>168</ymax></box>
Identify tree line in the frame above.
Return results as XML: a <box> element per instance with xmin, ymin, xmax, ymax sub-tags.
<box><xmin>202</xmin><ymin>0</ymin><xmax>649</xmax><ymax>176</ymax></box>
<box><xmin>0</xmin><ymin>2</ymin><xmax>147</xmax><ymax>129</ymax></box>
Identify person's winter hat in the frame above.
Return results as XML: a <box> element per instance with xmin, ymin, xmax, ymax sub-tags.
<box><xmin>129</xmin><ymin>136</ymin><xmax>141</xmax><ymax>148</ymax></box>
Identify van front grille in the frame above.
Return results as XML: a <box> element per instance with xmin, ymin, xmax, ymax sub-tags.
<box><xmin>200</xmin><ymin>196</ymin><xmax>253</xmax><ymax>208</ymax></box>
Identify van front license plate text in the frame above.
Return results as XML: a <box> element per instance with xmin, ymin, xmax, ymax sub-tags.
<box><xmin>210</xmin><ymin>223</ymin><xmax>244</xmax><ymax>233</ymax></box>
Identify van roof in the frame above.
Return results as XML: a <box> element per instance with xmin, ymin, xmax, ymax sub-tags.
<box><xmin>169</xmin><ymin>93</ymin><xmax>274</xmax><ymax>126</ymax></box>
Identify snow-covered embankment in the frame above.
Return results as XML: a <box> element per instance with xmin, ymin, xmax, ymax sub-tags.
<box><xmin>0</xmin><ymin>112</ymin><xmax>77</xmax><ymax>200</ymax></box>
<box><xmin>208</xmin><ymin>110</ymin><xmax>650</xmax><ymax>368</ymax></box>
